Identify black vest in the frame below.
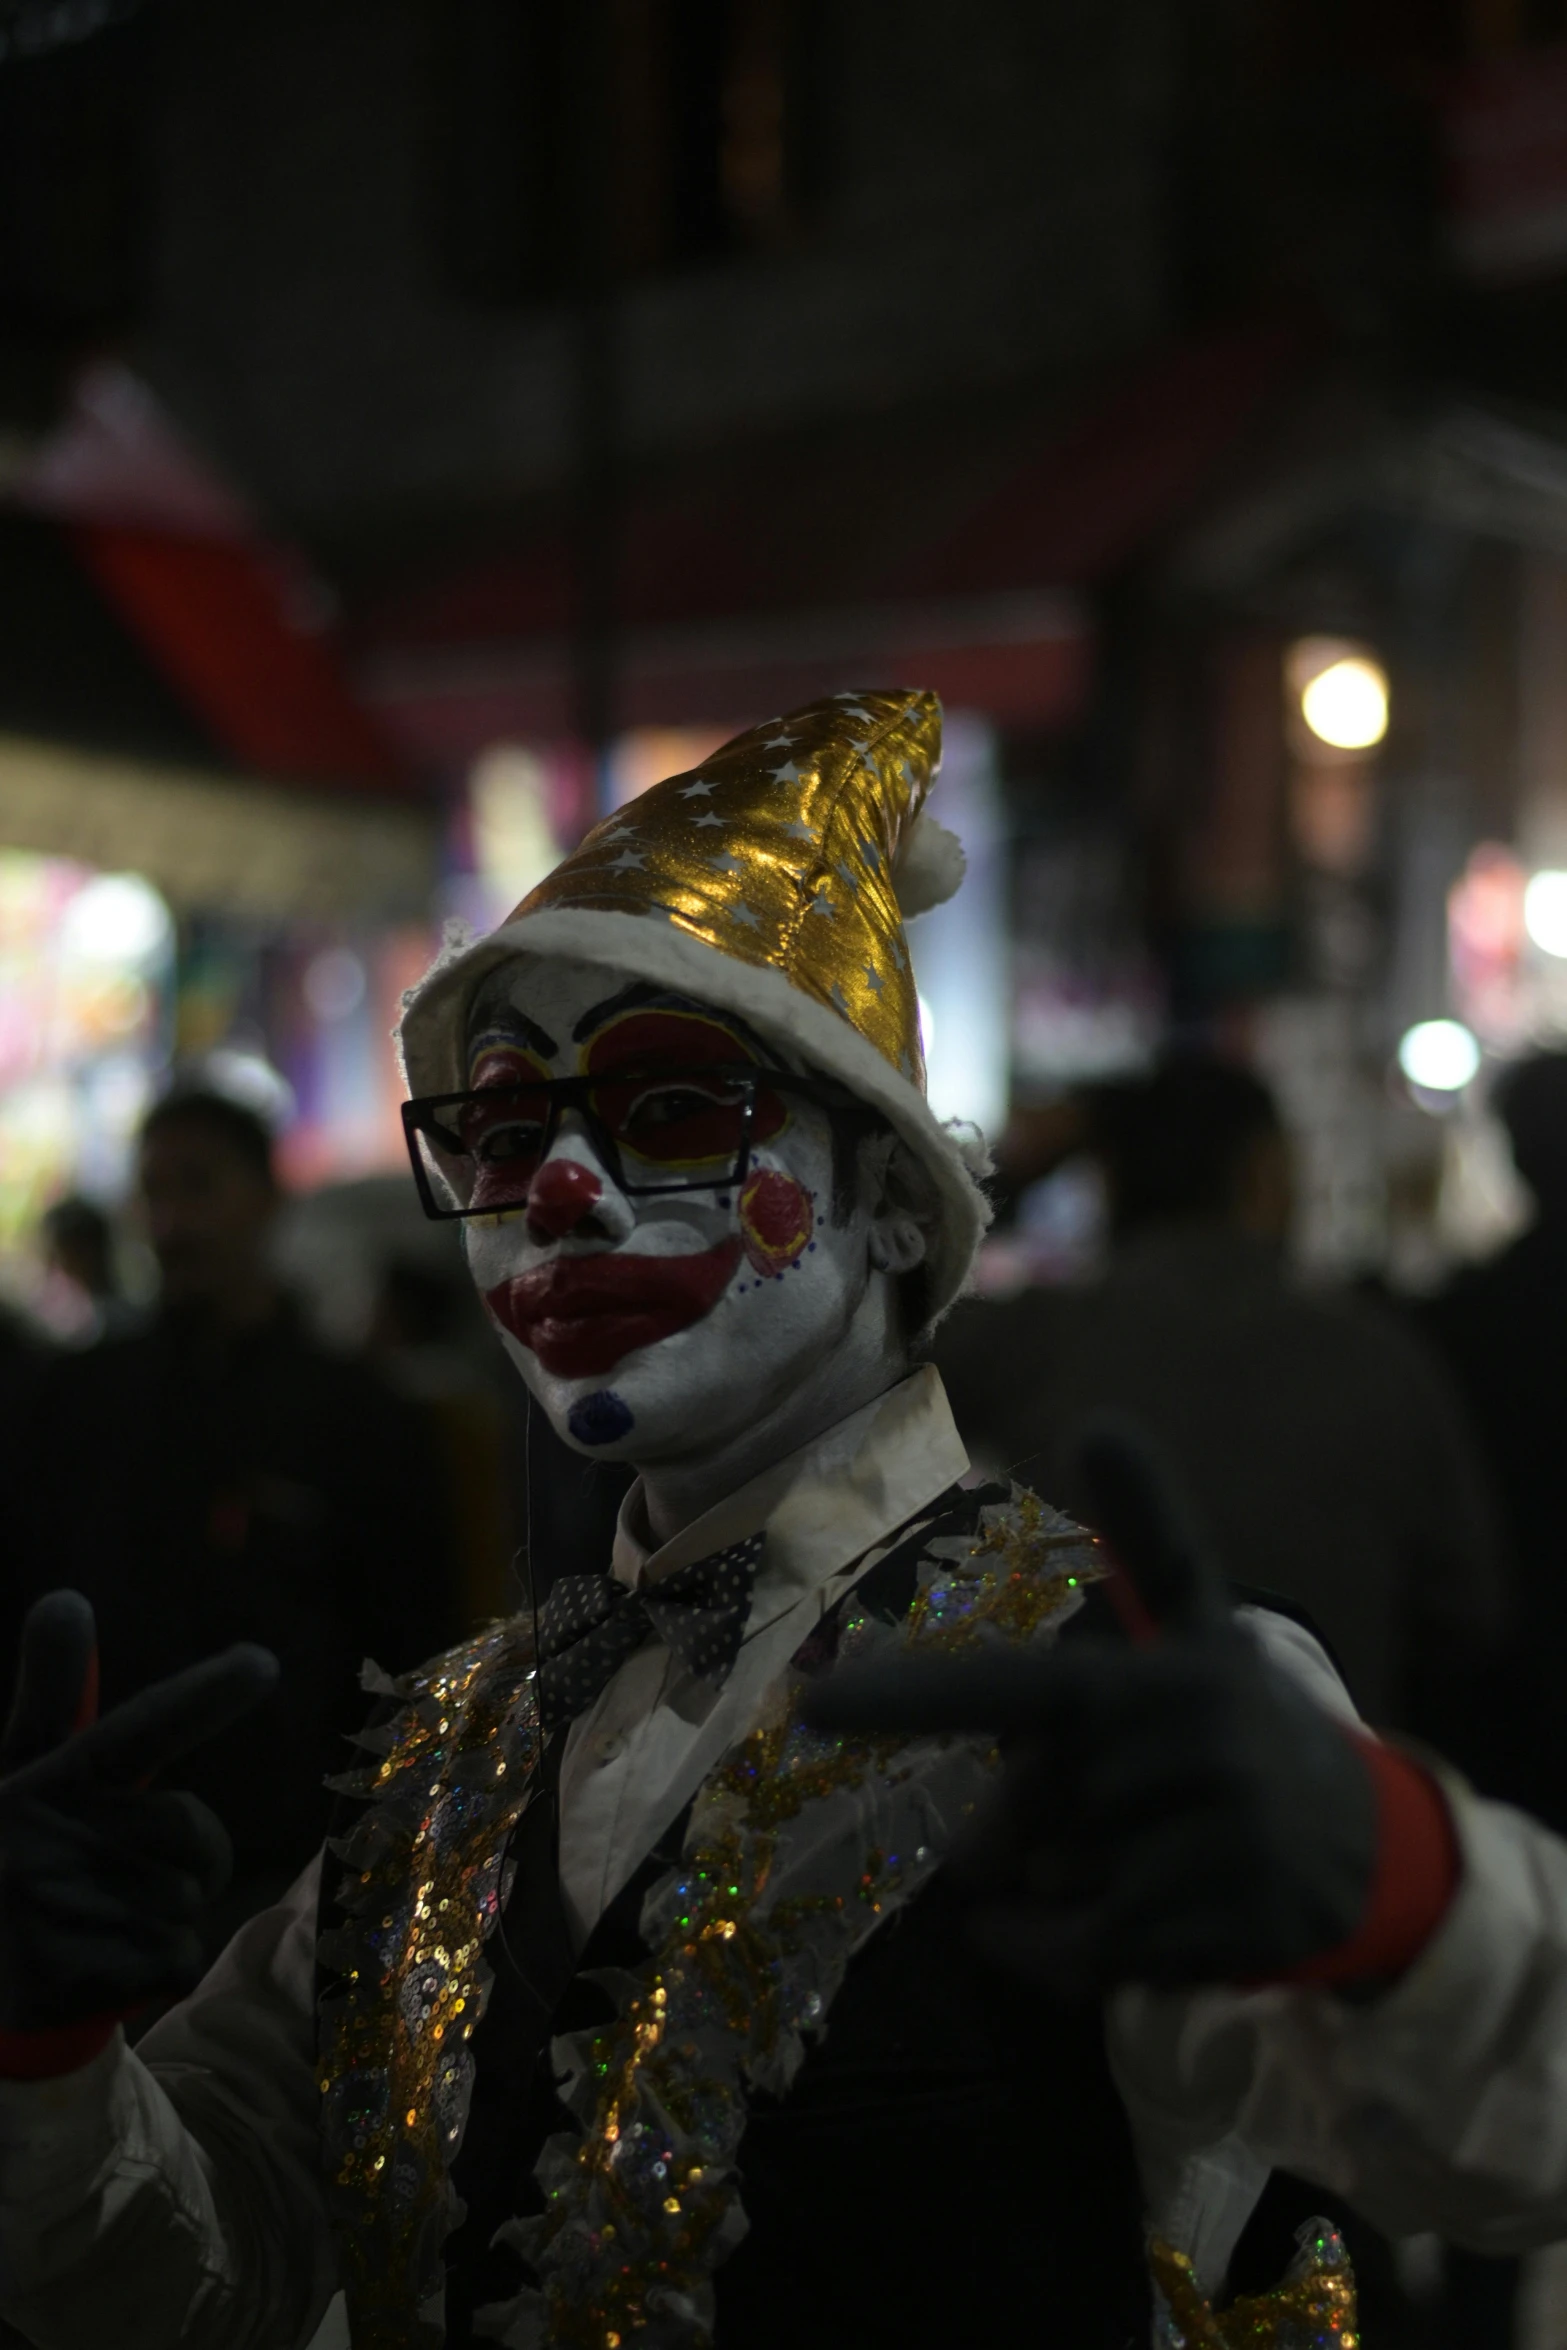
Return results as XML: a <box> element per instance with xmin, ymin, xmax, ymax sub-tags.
<box><xmin>324</xmin><ymin>1495</ymin><xmax>1153</xmax><ymax>2349</ymax></box>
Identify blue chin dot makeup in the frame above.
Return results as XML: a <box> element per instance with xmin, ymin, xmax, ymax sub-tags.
<box><xmin>569</xmin><ymin>1390</ymin><xmax>635</xmax><ymax>1447</ymax></box>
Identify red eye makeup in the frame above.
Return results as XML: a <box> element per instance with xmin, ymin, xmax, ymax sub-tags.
<box><xmin>584</xmin><ymin>1010</ymin><xmax>788</xmax><ymax>1172</ymax></box>
<box><xmin>404</xmin><ymin>1051</ymin><xmax>854</xmax><ymax>1222</ymax></box>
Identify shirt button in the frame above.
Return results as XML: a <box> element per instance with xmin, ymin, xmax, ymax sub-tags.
<box><xmin>594</xmin><ymin>1731</ymin><xmax>625</xmax><ymax>1764</ymax></box>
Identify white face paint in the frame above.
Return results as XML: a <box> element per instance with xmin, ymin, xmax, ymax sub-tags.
<box><xmin>456</xmin><ymin>954</ymin><xmax>919</xmax><ymax>1472</ymax></box>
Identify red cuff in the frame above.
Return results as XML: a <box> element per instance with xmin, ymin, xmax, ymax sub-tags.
<box><xmin>0</xmin><ymin>2016</ymin><xmax>119</xmax><ymax>2083</ymax></box>
<box><xmin>1277</xmin><ymin>1733</ymin><xmax>1460</xmax><ymax>1988</ymax></box>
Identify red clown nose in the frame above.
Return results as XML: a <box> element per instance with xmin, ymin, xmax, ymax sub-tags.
<box><xmin>526</xmin><ymin>1157</ymin><xmax>603</xmax><ymax>1241</ymax></box>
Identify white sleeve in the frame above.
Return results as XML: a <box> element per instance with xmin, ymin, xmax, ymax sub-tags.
<box><xmin>1232</xmin><ymin>1601</ymin><xmax>1363</xmax><ymax>1729</ymax></box>
<box><xmin>0</xmin><ymin>1854</ymin><xmax>339</xmax><ymax>2350</ymax></box>
<box><xmin>1236</xmin><ymin>1779</ymin><xmax>1567</xmax><ymax>2253</ymax></box>
<box><xmin>1116</xmin><ymin>1609</ymin><xmax>1567</xmax><ymax>2264</ymax></box>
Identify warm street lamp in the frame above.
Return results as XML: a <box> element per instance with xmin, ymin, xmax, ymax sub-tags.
<box><xmin>1297</xmin><ymin>651</ymin><xmax>1390</xmax><ymax>752</ymax></box>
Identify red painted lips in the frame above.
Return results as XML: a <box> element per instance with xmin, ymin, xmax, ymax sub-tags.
<box><xmin>485</xmin><ymin>1237</ymin><xmax>743</xmax><ymax>1378</ymax></box>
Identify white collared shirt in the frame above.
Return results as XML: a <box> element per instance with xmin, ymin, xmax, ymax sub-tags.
<box><xmin>556</xmin><ymin>1363</ymin><xmax>968</xmax><ymax>1943</ymax></box>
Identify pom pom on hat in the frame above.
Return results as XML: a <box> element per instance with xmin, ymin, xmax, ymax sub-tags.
<box><xmin>894</xmin><ymin>813</ymin><xmax>966</xmax><ymax>919</ymax></box>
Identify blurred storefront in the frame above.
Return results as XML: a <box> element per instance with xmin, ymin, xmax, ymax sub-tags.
<box><xmin>1115</xmin><ymin>384</ymin><xmax>1567</xmax><ymax>1288</ymax></box>
<box><xmin>19</xmin><ymin>339</ymin><xmax>1567</xmax><ymax>1314</ymax></box>
<box><xmin>0</xmin><ymin>787</ymin><xmax>442</xmax><ymax>1304</ymax></box>
<box><xmin>16</xmin><ymin>7</ymin><xmax>1567</xmax><ymax>1311</ymax></box>
<box><xmin>0</xmin><ymin>366</ymin><xmax>447</xmax><ymax>1292</ymax></box>
<box><xmin>0</xmin><ymin>854</ymin><xmax>170</xmax><ymax>1258</ymax></box>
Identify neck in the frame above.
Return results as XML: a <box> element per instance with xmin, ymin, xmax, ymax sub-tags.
<box><xmin>637</xmin><ymin>1294</ymin><xmax>910</xmax><ymax>1546</ymax></box>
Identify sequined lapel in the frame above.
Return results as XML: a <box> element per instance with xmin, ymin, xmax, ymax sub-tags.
<box><xmin>317</xmin><ymin>1620</ymin><xmax>545</xmax><ymax>2350</ymax></box>
<box><xmin>1150</xmin><ymin>2219</ymin><xmax>1359</xmax><ymax>2347</ymax></box>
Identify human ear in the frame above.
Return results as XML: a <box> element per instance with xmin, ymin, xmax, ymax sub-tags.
<box><xmin>862</xmin><ymin>1133</ymin><xmax>935</xmax><ymax>1275</ymax></box>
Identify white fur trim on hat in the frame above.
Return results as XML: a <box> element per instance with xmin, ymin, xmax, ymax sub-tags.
<box><xmin>398</xmin><ymin>907</ymin><xmax>992</xmax><ymax>1326</ymax></box>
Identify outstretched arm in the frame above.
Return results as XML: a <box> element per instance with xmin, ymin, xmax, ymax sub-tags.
<box><xmin>808</xmin><ymin>1425</ymin><xmax>1567</xmax><ymax>2256</ymax></box>
<box><xmin>0</xmin><ymin>1593</ymin><xmax>338</xmax><ymax>2349</ymax></box>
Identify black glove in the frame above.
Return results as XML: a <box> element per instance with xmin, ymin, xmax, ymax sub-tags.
<box><xmin>0</xmin><ymin>1590</ymin><xmax>278</xmax><ymax>2032</ymax></box>
<box><xmin>805</xmin><ymin>1424</ymin><xmax>1377</xmax><ymax>1990</ymax></box>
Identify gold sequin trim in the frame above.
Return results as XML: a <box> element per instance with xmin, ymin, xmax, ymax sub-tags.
<box><xmin>317</xmin><ymin>1621</ymin><xmax>543</xmax><ymax>2349</ymax></box>
<box><xmin>1150</xmin><ymin>2219</ymin><xmax>1359</xmax><ymax>2349</ymax></box>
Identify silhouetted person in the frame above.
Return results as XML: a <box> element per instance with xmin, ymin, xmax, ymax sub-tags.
<box><xmin>1421</xmin><ymin>1049</ymin><xmax>1567</xmax><ymax>1835</ymax></box>
<box><xmin>938</xmin><ymin>1054</ymin><xmax>1505</xmax><ymax>1729</ymax></box>
<box><xmin>5</xmin><ymin>1089</ymin><xmax>453</xmax><ymax>1945</ymax></box>
<box><xmin>39</xmin><ymin>1191</ymin><xmax>141</xmax><ymax>1341</ymax></box>
<box><xmin>368</xmin><ymin>1255</ymin><xmax>518</xmax><ymax>1633</ymax></box>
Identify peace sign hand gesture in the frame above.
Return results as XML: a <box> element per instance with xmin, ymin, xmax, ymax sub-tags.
<box><xmin>0</xmin><ymin>1591</ymin><xmax>278</xmax><ymax>2034</ymax></box>
<box><xmin>807</xmin><ymin>1425</ymin><xmax>1378</xmax><ymax>1990</ymax></box>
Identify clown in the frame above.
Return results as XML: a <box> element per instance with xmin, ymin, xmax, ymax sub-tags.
<box><xmin>11</xmin><ymin>692</ymin><xmax>1567</xmax><ymax>2350</ymax></box>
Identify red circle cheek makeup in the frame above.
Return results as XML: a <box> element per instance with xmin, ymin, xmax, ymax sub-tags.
<box><xmin>738</xmin><ymin>1170</ymin><xmax>813</xmax><ymax>1277</ymax></box>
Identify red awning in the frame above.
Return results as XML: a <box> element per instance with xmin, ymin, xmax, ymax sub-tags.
<box><xmin>72</xmin><ymin>525</ymin><xmax>410</xmax><ymax>793</ymax></box>
<box><xmin>8</xmin><ymin>362</ymin><xmax>415</xmax><ymax>797</ymax></box>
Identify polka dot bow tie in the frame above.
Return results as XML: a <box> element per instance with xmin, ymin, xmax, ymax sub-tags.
<box><xmin>536</xmin><ymin>1531</ymin><xmax>766</xmax><ymax>1723</ymax></box>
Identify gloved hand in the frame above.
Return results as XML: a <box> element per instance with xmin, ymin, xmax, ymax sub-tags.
<box><xmin>806</xmin><ymin>1424</ymin><xmax>1378</xmax><ymax>1990</ymax></box>
<box><xmin>0</xmin><ymin>1590</ymin><xmax>278</xmax><ymax>2033</ymax></box>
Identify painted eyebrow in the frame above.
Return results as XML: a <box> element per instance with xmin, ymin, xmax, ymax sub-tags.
<box><xmin>571</xmin><ymin>981</ymin><xmax>666</xmax><ymax>1041</ymax></box>
<box><xmin>572</xmin><ymin>982</ymin><xmax>787</xmax><ymax>1068</ymax></box>
<box><xmin>469</xmin><ymin>1010</ymin><xmax>559</xmax><ymax>1061</ymax></box>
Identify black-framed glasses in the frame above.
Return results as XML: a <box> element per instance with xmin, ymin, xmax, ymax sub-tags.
<box><xmin>402</xmin><ymin>1063</ymin><xmax>862</xmax><ymax>1222</ymax></box>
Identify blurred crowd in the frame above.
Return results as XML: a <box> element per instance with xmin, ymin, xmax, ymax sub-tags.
<box><xmin>8</xmin><ymin>1050</ymin><xmax>1567</xmax><ymax>2342</ymax></box>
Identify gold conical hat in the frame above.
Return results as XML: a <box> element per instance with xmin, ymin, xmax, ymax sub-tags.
<box><xmin>513</xmin><ymin>688</ymin><xmax>939</xmax><ymax>1085</ymax></box>
<box><xmin>399</xmin><ymin>689</ymin><xmax>990</xmax><ymax>1321</ymax></box>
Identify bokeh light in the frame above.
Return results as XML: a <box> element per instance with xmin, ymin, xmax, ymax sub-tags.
<box><xmin>1300</xmin><ymin>656</ymin><xmax>1389</xmax><ymax>752</ymax></box>
<box><xmin>303</xmin><ymin>946</ymin><xmax>367</xmax><ymax>1023</ymax></box>
<box><xmin>1397</xmin><ymin>1018</ymin><xmax>1480</xmax><ymax>1094</ymax></box>
<box><xmin>58</xmin><ymin>871</ymin><xmax>171</xmax><ymax>968</ymax></box>
<box><xmin>1524</xmin><ymin>869</ymin><xmax>1567</xmax><ymax>958</ymax></box>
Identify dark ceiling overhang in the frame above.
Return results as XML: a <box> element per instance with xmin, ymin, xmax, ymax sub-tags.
<box><xmin>0</xmin><ymin>326</ymin><xmax>1305</xmax><ymax>794</ymax></box>
<box><xmin>352</xmin><ymin>322</ymin><xmax>1305</xmax><ymax>766</ymax></box>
